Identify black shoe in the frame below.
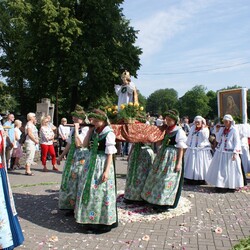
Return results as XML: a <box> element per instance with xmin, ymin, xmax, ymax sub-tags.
<box><xmin>65</xmin><ymin>210</ymin><xmax>74</xmax><ymax>217</ymax></box>
<box><xmin>215</xmin><ymin>187</ymin><xmax>227</xmax><ymax>193</ymax></box>
<box><xmin>152</xmin><ymin>205</ymin><xmax>170</xmax><ymax>213</ymax></box>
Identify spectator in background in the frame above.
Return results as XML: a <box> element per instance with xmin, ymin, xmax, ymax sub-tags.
<box><xmin>3</xmin><ymin>113</ymin><xmax>15</xmax><ymax>169</ymax></box>
<box><xmin>58</xmin><ymin>118</ymin><xmax>71</xmax><ymax>156</ymax></box>
<box><xmin>153</xmin><ymin>114</ymin><xmax>164</xmax><ymax>152</ymax></box>
<box><xmin>46</xmin><ymin>115</ymin><xmax>57</xmax><ymax>158</ymax></box>
<box><xmin>145</xmin><ymin>114</ymin><xmax>151</xmax><ymax>125</ymax></box>
<box><xmin>181</xmin><ymin>116</ymin><xmax>191</xmax><ymax>136</ymax></box>
<box><xmin>236</xmin><ymin>123</ymin><xmax>250</xmax><ymax>174</ymax></box>
<box><xmin>155</xmin><ymin>115</ymin><xmax>163</xmax><ymax>126</ymax></box>
<box><xmin>12</xmin><ymin>119</ymin><xmax>23</xmax><ymax>169</ymax></box>
<box><xmin>47</xmin><ymin>115</ymin><xmax>57</xmax><ymax>131</ymax></box>
<box><xmin>24</xmin><ymin>112</ymin><xmax>39</xmax><ymax>176</ymax></box>
<box><xmin>40</xmin><ymin>116</ymin><xmax>58</xmax><ymax>172</ymax></box>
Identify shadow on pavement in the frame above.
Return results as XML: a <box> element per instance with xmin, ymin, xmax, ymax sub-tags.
<box><xmin>13</xmin><ymin>192</ymin><xmax>84</xmax><ymax>234</ymax></box>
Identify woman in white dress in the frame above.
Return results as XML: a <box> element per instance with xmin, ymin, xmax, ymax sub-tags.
<box><xmin>184</xmin><ymin>116</ymin><xmax>212</xmax><ymax>185</ymax></box>
<box><xmin>206</xmin><ymin>114</ymin><xmax>244</xmax><ymax>192</ymax></box>
<box><xmin>236</xmin><ymin>123</ymin><xmax>250</xmax><ymax>175</ymax></box>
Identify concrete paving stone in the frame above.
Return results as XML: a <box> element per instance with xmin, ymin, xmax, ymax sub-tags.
<box><xmin>8</xmin><ymin>157</ymin><xmax>250</xmax><ymax>250</ymax></box>
<box><xmin>213</xmin><ymin>239</ymin><xmax>224</xmax><ymax>247</ymax></box>
<box><xmin>198</xmin><ymin>246</ymin><xmax>210</xmax><ymax>250</ymax></box>
<box><xmin>185</xmin><ymin>244</ymin><xmax>200</xmax><ymax>249</ymax></box>
<box><xmin>222</xmin><ymin>240</ymin><xmax>232</xmax><ymax>247</ymax></box>
<box><xmin>146</xmin><ymin>243</ymin><xmax>166</xmax><ymax>249</ymax></box>
<box><xmin>215</xmin><ymin>248</ymin><xmax>232</xmax><ymax>250</ymax></box>
<box><xmin>206</xmin><ymin>246</ymin><xmax>216</xmax><ymax>250</ymax></box>
<box><xmin>205</xmin><ymin>232</ymin><xmax>214</xmax><ymax>239</ymax></box>
<box><xmin>188</xmin><ymin>239</ymin><xmax>198</xmax><ymax>246</ymax></box>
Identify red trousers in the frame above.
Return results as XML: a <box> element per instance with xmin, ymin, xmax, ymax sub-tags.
<box><xmin>40</xmin><ymin>144</ymin><xmax>56</xmax><ymax>166</ymax></box>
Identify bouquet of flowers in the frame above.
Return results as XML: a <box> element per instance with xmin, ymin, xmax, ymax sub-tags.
<box><xmin>118</xmin><ymin>102</ymin><xmax>145</xmax><ymax>123</ymax></box>
<box><xmin>105</xmin><ymin>105</ymin><xmax>119</xmax><ymax>123</ymax></box>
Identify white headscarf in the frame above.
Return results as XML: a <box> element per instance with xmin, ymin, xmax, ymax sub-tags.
<box><xmin>194</xmin><ymin>115</ymin><xmax>206</xmax><ymax>125</ymax></box>
<box><xmin>223</xmin><ymin>114</ymin><xmax>235</xmax><ymax>126</ymax></box>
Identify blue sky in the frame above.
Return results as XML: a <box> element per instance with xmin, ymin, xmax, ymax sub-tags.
<box><xmin>121</xmin><ymin>0</ymin><xmax>250</xmax><ymax>98</ymax></box>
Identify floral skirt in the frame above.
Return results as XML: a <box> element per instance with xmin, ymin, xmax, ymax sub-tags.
<box><xmin>12</xmin><ymin>146</ymin><xmax>23</xmax><ymax>158</ymax></box>
<box><xmin>124</xmin><ymin>144</ymin><xmax>155</xmax><ymax>201</ymax></box>
<box><xmin>75</xmin><ymin>152</ymin><xmax>117</xmax><ymax>226</ymax></box>
<box><xmin>59</xmin><ymin>148</ymin><xmax>89</xmax><ymax>210</ymax></box>
<box><xmin>141</xmin><ymin>146</ymin><xmax>183</xmax><ymax>208</ymax></box>
<box><xmin>0</xmin><ymin>168</ymin><xmax>24</xmax><ymax>249</ymax></box>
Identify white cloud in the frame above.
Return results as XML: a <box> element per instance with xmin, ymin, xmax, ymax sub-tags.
<box><xmin>134</xmin><ymin>0</ymin><xmax>215</xmax><ymax>58</ymax></box>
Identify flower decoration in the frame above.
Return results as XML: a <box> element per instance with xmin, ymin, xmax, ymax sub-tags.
<box><xmin>142</xmin><ymin>235</ymin><xmax>150</xmax><ymax>241</ymax></box>
<box><xmin>105</xmin><ymin>105</ymin><xmax>119</xmax><ymax>123</ymax></box>
<box><xmin>117</xmin><ymin>102</ymin><xmax>146</xmax><ymax>123</ymax></box>
<box><xmin>214</xmin><ymin>227</ymin><xmax>223</xmax><ymax>234</ymax></box>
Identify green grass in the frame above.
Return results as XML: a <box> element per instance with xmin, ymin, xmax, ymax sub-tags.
<box><xmin>232</xmin><ymin>236</ymin><xmax>250</xmax><ymax>250</ymax></box>
<box><xmin>12</xmin><ymin>182</ymin><xmax>59</xmax><ymax>188</ymax></box>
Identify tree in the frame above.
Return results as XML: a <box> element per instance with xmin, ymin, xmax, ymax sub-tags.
<box><xmin>146</xmin><ymin>88</ymin><xmax>178</xmax><ymax>115</ymax></box>
<box><xmin>0</xmin><ymin>0</ymin><xmax>32</xmax><ymax>114</ymax></box>
<box><xmin>0</xmin><ymin>0</ymin><xmax>142</xmax><ymax>116</ymax></box>
<box><xmin>178</xmin><ymin>85</ymin><xmax>210</xmax><ymax>120</ymax></box>
<box><xmin>206</xmin><ymin>90</ymin><xmax>217</xmax><ymax>119</ymax></box>
<box><xmin>0</xmin><ymin>81</ymin><xmax>17</xmax><ymax>113</ymax></box>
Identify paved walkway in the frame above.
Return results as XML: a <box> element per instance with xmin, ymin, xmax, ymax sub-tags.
<box><xmin>8</xmin><ymin>156</ymin><xmax>250</xmax><ymax>250</ymax></box>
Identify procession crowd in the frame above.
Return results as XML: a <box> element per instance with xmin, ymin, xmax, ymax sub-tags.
<box><xmin>0</xmin><ymin>70</ymin><xmax>249</xmax><ymax>249</ymax></box>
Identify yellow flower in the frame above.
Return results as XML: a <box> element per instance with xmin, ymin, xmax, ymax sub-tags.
<box><xmin>114</xmin><ymin>105</ymin><xmax>118</xmax><ymax>110</ymax></box>
<box><xmin>140</xmin><ymin>107</ymin><xmax>144</xmax><ymax>111</ymax></box>
<box><xmin>128</xmin><ymin>102</ymin><xmax>133</xmax><ymax>106</ymax></box>
<box><xmin>120</xmin><ymin>104</ymin><xmax>125</xmax><ymax>110</ymax></box>
<box><xmin>107</xmin><ymin>108</ymin><xmax>112</xmax><ymax>112</ymax></box>
<box><xmin>134</xmin><ymin>102</ymin><xmax>139</xmax><ymax>107</ymax></box>
<box><xmin>113</xmin><ymin>111</ymin><xmax>118</xmax><ymax>114</ymax></box>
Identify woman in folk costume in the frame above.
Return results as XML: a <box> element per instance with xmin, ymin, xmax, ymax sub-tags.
<box><xmin>236</xmin><ymin>123</ymin><xmax>250</xmax><ymax>174</ymax></box>
<box><xmin>206</xmin><ymin>114</ymin><xmax>244</xmax><ymax>192</ymax></box>
<box><xmin>58</xmin><ymin>105</ymin><xmax>90</xmax><ymax>213</ymax></box>
<box><xmin>124</xmin><ymin>143</ymin><xmax>155</xmax><ymax>203</ymax></box>
<box><xmin>75</xmin><ymin>109</ymin><xmax>118</xmax><ymax>232</ymax></box>
<box><xmin>141</xmin><ymin>110</ymin><xmax>187</xmax><ymax>210</ymax></box>
<box><xmin>184</xmin><ymin>116</ymin><xmax>213</xmax><ymax>185</ymax></box>
<box><xmin>0</xmin><ymin>124</ymin><xmax>24</xmax><ymax>249</ymax></box>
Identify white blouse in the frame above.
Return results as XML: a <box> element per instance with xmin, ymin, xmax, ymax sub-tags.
<box><xmin>186</xmin><ymin>126</ymin><xmax>211</xmax><ymax>149</ymax></box>
<box><xmin>236</xmin><ymin>124</ymin><xmax>250</xmax><ymax>147</ymax></box>
<box><xmin>216</xmin><ymin>126</ymin><xmax>241</xmax><ymax>154</ymax></box>
<box><xmin>99</xmin><ymin>126</ymin><xmax>117</xmax><ymax>155</ymax></box>
<box><xmin>175</xmin><ymin>127</ymin><xmax>188</xmax><ymax>149</ymax></box>
<box><xmin>66</xmin><ymin>126</ymin><xmax>90</xmax><ymax>145</ymax></box>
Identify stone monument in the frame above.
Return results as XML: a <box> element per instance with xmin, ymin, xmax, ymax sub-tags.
<box><xmin>36</xmin><ymin>98</ymin><xmax>55</xmax><ymax>124</ymax></box>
